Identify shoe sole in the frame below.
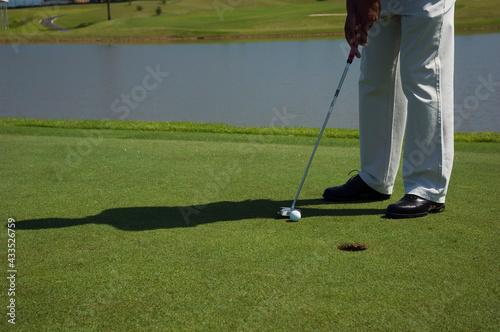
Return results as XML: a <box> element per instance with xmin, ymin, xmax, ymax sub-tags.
<box><xmin>385</xmin><ymin>204</ymin><xmax>445</xmax><ymax>219</ymax></box>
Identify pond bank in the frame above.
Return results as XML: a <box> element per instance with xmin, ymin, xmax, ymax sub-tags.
<box><xmin>1</xmin><ymin>27</ymin><xmax>499</xmax><ymax>44</ymax></box>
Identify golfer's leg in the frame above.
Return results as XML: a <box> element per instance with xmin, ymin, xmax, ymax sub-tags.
<box><xmin>400</xmin><ymin>2</ymin><xmax>455</xmax><ymax>203</ymax></box>
<box><xmin>358</xmin><ymin>14</ymin><xmax>406</xmax><ymax>195</ymax></box>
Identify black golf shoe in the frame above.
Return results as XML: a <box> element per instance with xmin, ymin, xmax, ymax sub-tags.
<box><xmin>323</xmin><ymin>174</ymin><xmax>391</xmax><ymax>202</ymax></box>
<box><xmin>385</xmin><ymin>194</ymin><xmax>445</xmax><ymax>219</ymax></box>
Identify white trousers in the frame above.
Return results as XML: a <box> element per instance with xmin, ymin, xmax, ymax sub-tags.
<box><xmin>358</xmin><ymin>0</ymin><xmax>455</xmax><ymax>203</ymax></box>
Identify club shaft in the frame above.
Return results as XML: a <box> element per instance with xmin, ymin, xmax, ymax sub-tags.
<box><xmin>290</xmin><ymin>61</ymin><xmax>352</xmax><ymax>209</ymax></box>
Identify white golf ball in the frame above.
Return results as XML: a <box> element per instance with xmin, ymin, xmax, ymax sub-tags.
<box><xmin>290</xmin><ymin>210</ymin><xmax>301</xmax><ymax>222</ymax></box>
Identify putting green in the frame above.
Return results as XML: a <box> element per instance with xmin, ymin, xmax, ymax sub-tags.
<box><xmin>1</xmin><ymin>120</ymin><xmax>498</xmax><ymax>330</ymax></box>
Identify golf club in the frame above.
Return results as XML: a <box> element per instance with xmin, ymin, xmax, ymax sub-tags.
<box><xmin>278</xmin><ymin>44</ymin><xmax>358</xmax><ymax>220</ymax></box>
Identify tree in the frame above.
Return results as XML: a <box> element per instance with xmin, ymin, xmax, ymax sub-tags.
<box><xmin>107</xmin><ymin>0</ymin><xmax>111</xmax><ymax>21</ymax></box>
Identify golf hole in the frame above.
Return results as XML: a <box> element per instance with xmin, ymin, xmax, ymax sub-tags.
<box><xmin>337</xmin><ymin>243</ymin><xmax>368</xmax><ymax>252</ymax></box>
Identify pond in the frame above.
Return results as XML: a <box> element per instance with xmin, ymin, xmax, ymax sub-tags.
<box><xmin>1</xmin><ymin>34</ymin><xmax>499</xmax><ymax>132</ymax></box>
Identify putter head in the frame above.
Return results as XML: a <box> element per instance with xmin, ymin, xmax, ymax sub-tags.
<box><xmin>277</xmin><ymin>207</ymin><xmax>301</xmax><ymax>218</ymax></box>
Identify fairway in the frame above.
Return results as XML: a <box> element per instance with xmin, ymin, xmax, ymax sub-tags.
<box><xmin>1</xmin><ymin>0</ymin><xmax>499</xmax><ymax>42</ymax></box>
<box><xmin>1</xmin><ymin>123</ymin><xmax>499</xmax><ymax>330</ymax></box>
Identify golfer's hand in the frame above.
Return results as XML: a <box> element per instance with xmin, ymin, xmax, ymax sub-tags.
<box><xmin>345</xmin><ymin>0</ymin><xmax>381</xmax><ymax>56</ymax></box>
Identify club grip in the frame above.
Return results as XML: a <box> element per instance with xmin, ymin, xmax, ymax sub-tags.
<box><xmin>347</xmin><ymin>44</ymin><xmax>358</xmax><ymax>64</ymax></box>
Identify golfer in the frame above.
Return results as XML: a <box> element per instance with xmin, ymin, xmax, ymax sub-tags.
<box><xmin>323</xmin><ymin>0</ymin><xmax>455</xmax><ymax>218</ymax></box>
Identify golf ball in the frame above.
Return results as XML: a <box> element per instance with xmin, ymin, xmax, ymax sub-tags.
<box><xmin>290</xmin><ymin>210</ymin><xmax>301</xmax><ymax>222</ymax></box>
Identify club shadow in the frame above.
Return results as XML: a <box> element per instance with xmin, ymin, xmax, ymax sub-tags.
<box><xmin>14</xmin><ymin>198</ymin><xmax>386</xmax><ymax>231</ymax></box>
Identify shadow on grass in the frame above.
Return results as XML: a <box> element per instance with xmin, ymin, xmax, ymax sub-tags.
<box><xmin>16</xmin><ymin>199</ymin><xmax>386</xmax><ymax>231</ymax></box>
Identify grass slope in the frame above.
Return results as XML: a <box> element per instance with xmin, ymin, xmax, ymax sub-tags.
<box><xmin>1</xmin><ymin>123</ymin><xmax>499</xmax><ymax>330</ymax></box>
<box><xmin>1</xmin><ymin>117</ymin><xmax>499</xmax><ymax>142</ymax></box>
<box><xmin>1</xmin><ymin>0</ymin><xmax>499</xmax><ymax>42</ymax></box>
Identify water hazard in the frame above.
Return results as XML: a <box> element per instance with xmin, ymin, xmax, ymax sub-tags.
<box><xmin>1</xmin><ymin>34</ymin><xmax>499</xmax><ymax>132</ymax></box>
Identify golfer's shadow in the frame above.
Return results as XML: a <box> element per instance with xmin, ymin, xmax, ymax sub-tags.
<box><xmin>15</xmin><ymin>199</ymin><xmax>385</xmax><ymax>231</ymax></box>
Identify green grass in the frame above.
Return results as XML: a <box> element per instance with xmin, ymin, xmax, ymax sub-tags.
<box><xmin>1</xmin><ymin>0</ymin><xmax>347</xmax><ymax>42</ymax></box>
<box><xmin>1</xmin><ymin>0</ymin><xmax>499</xmax><ymax>42</ymax></box>
<box><xmin>2</xmin><ymin>117</ymin><xmax>499</xmax><ymax>142</ymax></box>
<box><xmin>1</xmin><ymin>120</ymin><xmax>499</xmax><ymax>330</ymax></box>
<box><xmin>454</xmin><ymin>0</ymin><xmax>500</xmax><ymax>29</ymax></box>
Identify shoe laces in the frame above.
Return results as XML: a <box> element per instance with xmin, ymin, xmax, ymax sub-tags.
<box><xmin>347</xmin><ymin>170</ymin><xmax>360</xmax><ymax>181</ymax></box>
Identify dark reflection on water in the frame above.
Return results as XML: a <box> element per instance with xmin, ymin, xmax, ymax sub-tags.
<box><xmin>1</xmin><ymin>34</ymin><xmax>499</xmax><ymax>132</ymax></box>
